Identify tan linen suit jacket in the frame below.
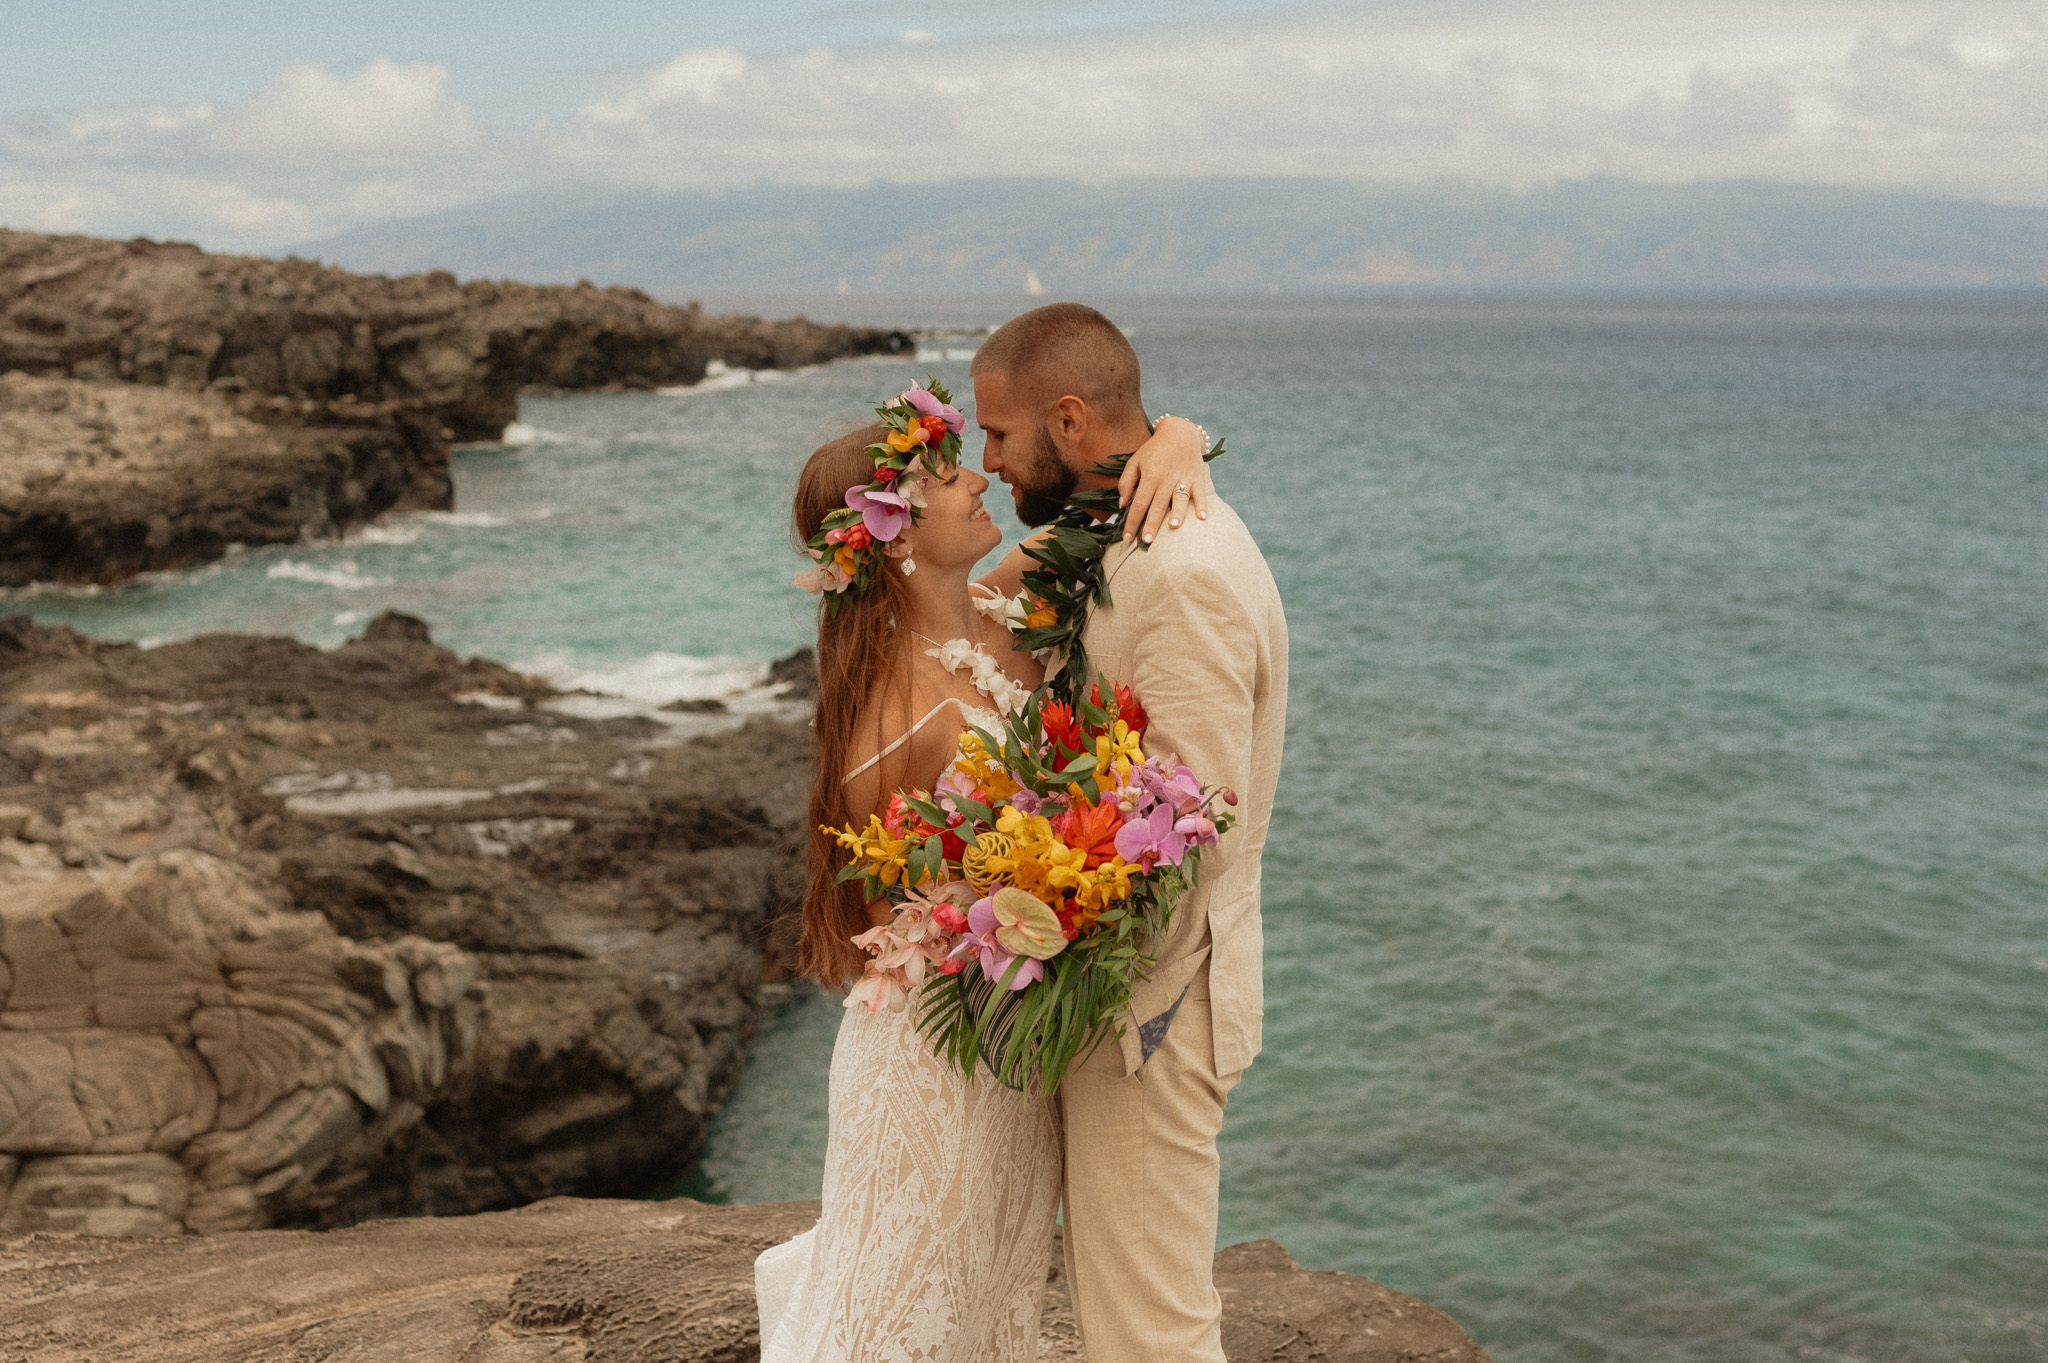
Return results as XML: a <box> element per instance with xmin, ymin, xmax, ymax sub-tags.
<box><xmin>1080</xmin><ymin>493</ymin><xmax>1287</xmax><ymax>1078</ymax></box>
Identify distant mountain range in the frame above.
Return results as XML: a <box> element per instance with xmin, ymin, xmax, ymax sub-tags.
<box><xmin>295</xmin><ymin>177</ymin><xmax>2048</xmax><ymax>296</ymax></box>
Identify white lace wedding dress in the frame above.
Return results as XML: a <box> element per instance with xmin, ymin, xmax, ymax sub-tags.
<box><xmin>755</xmin><ymin>627</ymin><xmax>1061</xmax><ymax>1363</ymax></box>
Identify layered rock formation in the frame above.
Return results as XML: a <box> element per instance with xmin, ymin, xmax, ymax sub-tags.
<box><xmin>0</xmin><ymin>611</ymin><xmax>811</xmax><ymax>1235</ymax></box>
<box><xmin>0</xmin><ymin>229</ymin><xmax>912</xmax><ymax>586</ymax></box>
<box><xmin>0</xmin><ymin>1196</ymin><xmax>1494</xmax><ymax>1362</ymax></box>
<box><xmin>0</xmin><ymin>372</ymin><xmax>424</xmax><ymax>585</ymax></box>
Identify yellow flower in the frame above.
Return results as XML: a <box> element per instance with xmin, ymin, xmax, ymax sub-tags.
<box><xmin>1043</xmin><ymin>840</ymin><xmax>1089</xmax><ymax>891</ymax></box>
<box><xmin>834</xmin><ymin>544</ymin><xmax>862</xmax><ymax>576</ymax></box>
<box><xmin>1024</xmin><ymin>602</ymin><xmax>1058</xmax><ymax>629</ymax></box>
<box><xmin>828</xmin><ymin>816</ymin><xmax>910</xmax><ymax>886</ymax></box>
<box><xmin>954</xmin><ymin>733</ymin><xmax>1020</xmax><ymax>801</ymax></box>
<box><xmin>887</xmin><ymin>428</ymin><xmax>920</xmax><ymax>453</ymax></box>
<box><xmin>961</xmin><ymin>830</ymin><xmax>1014</xmax><ymax>890</ymax></box>
<box><xmin>1094</xmin><ymin>720</ymin><xmax>1143</xmax><ymax>783</ymax></box>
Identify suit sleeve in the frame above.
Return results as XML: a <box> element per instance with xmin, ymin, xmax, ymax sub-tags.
<box><xmin>1122</xmin><ymin>558</ymin><xmax>1258</xmax><ymax>885</ymax></box>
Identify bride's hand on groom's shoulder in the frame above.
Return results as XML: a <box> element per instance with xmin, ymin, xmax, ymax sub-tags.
<box><xmin>1120</xmin><ymin>415</ymin><xmax>1213</xmax><ymax>545</ymax></box>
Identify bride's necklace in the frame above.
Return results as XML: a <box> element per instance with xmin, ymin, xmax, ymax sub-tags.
<box><xmin>908</xmin><ymin>622</ymin><xmax>1030</xmax><ymax>716</ymax></box>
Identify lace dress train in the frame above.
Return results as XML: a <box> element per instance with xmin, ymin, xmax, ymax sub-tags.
<box><xmin>754</xmin><ymin>998</ymin><xmax>1062</xmax><ymax>1363</ymax></box>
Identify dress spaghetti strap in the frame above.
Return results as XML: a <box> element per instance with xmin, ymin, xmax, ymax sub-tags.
<box><xmin>841</xmin><ymin>696</ymin><xmax>972</xmax><ymax>786</ymax></box>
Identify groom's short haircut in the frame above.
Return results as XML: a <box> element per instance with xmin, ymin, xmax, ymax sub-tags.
<box><xmin>970</xmin><ymin>302</ymin><xmax>1144</xmax><ymax>424</ymax></box>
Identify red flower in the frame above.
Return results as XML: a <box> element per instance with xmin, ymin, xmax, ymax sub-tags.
<box><xmin>932</xmin><ymin>903</ymin><xmax>970</xmax><ymax>934</ymax></box>
<box><xmin>1041</xmin><ymin>701</ymin><xmax>1085</xmax><ymax>759</ymax></box>
<box><xmin>841</xmin><ymin>523</ymin><xmax>874</xmax><ymax>550</ymax></box>
<box><xmin>882</xmin><ymin>791</ymin><xmax>918</xmax><ymax>835</ymax></box>
<box><xmin>874</xmin><ymin>465</ymin><xmax>901</xmax><ymax>483</ymax></box>
<box><xmin>919</xmin><ymin>414</ymin><xmax>950</xmax><ymax>443</ymax></box>
<box><xmin>1091</xmin><ymin>680</ymin><xmax>1147</xmax><ymax>735</ymax></box>
<box><xmin>1052</xmin><ymin>900</ymin><xmax>1083</xmax><ymax>941</ymax></box>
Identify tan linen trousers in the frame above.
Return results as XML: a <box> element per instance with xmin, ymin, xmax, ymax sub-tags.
<box><xmin>1056</xmin><ymin>492</ymin><xmax>1286</xmax><ymax>1363</ymax></box>
<box><xmin>1060</xmin><ymin>969</ymin><xmax>1241</xmax><ymax>1363</ymax></box>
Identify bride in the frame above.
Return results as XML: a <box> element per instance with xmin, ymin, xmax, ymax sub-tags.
<box><xmin>754</xmin><ymin>396</ymin><xmax>1212</xmax><ymax>1363</ymax></box>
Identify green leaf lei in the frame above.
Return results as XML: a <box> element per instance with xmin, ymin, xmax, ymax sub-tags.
<box><xmin>1010</xmin><ymin>437</ymin><xmax>1227</xmax><ymax>702</ymax></box>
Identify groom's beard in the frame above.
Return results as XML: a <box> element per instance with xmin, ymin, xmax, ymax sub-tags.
<box><xmin>1012</xmin><ymin>422</ymin><xmax>1079</xmax><ymax>528</ymax></box>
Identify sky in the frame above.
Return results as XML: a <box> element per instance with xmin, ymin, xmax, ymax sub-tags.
<box><xmin>3</xmin><ymin>0</ymin><xmax>2045</xmax><ymax>252</ymax></box>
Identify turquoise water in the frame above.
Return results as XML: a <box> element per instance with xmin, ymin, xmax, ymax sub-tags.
<box><xmin>14</xmin><ymin>296</ymin><xmax>2047</xmax><ymax>1361</ymax></box>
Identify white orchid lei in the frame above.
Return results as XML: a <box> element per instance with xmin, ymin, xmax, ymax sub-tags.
<box><xmin>796</xmin><ymin>378</ymin><xmax>967</xmax><ymax>615</ymax></box>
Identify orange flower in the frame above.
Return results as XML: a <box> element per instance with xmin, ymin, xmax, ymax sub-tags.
<box><xmin>1051</xmin><ymin>796</ymin><xmax>1124</xmax><ymax>870</ymax></box>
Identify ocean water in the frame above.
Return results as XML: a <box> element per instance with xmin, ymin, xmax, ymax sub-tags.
<box><xmin>12</xmin><ymin>295</ymin><xmax>2046</xmax><ymax>1362</ymax></box>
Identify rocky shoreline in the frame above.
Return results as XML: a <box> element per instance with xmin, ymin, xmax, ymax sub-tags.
<box><xmin>0</xmin><ymin>610</ymin><xmax>811</xmax><ymax>1235</ymax></box>
<box><xmin>0</xmin><ymin>233</ymin><xmax>1497</xmax><ymax>1359</ymax></box>
<box><xmin>0</xmin><ymin>1196</ymin><xmax>1492</xmax><ymax>1362</ymax></box>
<box><xmin>0</xmin><ymin>612</ymin><xmax>1497</xmax><ymax>1361</ymax></box>
<box><xmin>0</xmin><ymin>229</ymin><xmax>910</xmax><ymax>587</ymax></box>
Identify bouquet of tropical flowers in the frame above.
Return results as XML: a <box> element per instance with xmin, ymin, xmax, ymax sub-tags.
<box><xmin>827</xmin><ymin>678</ymin><xmax>1237</xmax><ymax>1095</ymax></box>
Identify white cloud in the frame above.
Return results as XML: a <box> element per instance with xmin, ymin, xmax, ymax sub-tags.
<box><xmin>0</xmin><ymin>57</ymin><xmax>509</xmax><ymax>248</ymax></box>
<box><xmin>584</xmin><ymin>48</ymin><xmax>750</xmax><ymax>126</ymax></box>
<box><xmin>2</xmin><ymin>3</ymin><xmax>2046</xmax><ymax>252</ymax></box>
<box><xmin>211</xmin><ymin>58</ymin><xmax>479</xmax><ymax>161</ymax></box>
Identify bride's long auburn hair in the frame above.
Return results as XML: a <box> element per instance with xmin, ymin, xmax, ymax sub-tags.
<box><xmin>794</xmin><ymin>423</ymin><xmax>917</xmax><ymax>987</ymax></box>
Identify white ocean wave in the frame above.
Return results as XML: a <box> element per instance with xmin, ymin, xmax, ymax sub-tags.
<box><xmin>658</xmin><ymin>358</ymin><xmax>821</xmax><ymax>396</ymax></box>
<box><xmin>519</xmin><ymin>647</ymin><xmax>808</xmax><ymax>742</ymax></box>
<box><xmin>0</xmin><ymin>555</ymin><xmax>231</xmax><ymax>602</ymax></box>
<box><xmin>351</xmin><ymin>508</ymin><xmax>545</xmax><ymax>546</ymax></box>
<box><xmin>351</xmin><ymin>523</ymin><xmax>424</xmax><ymax>546</ymax></box>
<box><xmin>500</xmin><ymin>422</ymin><xmax>571</xmax><ymax>447</ymax></box>
<box><xmin>266</xmin><ymin>559</ymin><xmax>390</xmax><ymax>589</ymax></box>
<box><xmin>518</xmin><ymin>648</ymin><xmax>767</xmax><ymax>706</ymax></box>
<box><xmin>425</xmin><ymin>510</ymin><xmax>524</xmax><ymax>527</ymax></box>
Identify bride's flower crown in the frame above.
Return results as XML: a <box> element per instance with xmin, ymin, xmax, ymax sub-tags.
<box><xmin>797</xmin><ymin>379</ymin><xmax>966</xmax><ymax>615</ymax></box>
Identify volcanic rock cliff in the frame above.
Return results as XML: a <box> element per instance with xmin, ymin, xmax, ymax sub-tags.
<box><xmin>0</xmin><ymin>610</ymin><xmax>812</xmax><ymax>1235</ymax></box>
<box><xmin>0</xmin><ymin>229</ymin><xmax>910</xmax><ymax>587</ymax></box>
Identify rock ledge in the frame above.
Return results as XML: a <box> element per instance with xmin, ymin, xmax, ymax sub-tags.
<box><xmin>0</xmin><ymin>1196</ymin><xmax>1492</xmax><ymax>1362</ymax></box>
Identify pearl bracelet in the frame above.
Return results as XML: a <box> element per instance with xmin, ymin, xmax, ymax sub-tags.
<box><xmin>1155</xmin><ymin>413</ymin><xmax>1212</xmax><ymax>457</ymax></box>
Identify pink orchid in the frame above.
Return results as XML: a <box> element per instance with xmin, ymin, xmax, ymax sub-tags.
<box><xmin>795</xmin><ymin>559</ymin><xmax>852</xmax><ymax>595</ymax></box>
<box><xmin>1113</xmin><ymin>800</ymin><xmax>1187</xmax><ymax>870</ymax></box>
<box><xmin>898</xmin><ymin>456</ymin><xmax>932</xmax><ymax>509</ymax></box>
<box><xmin>846</xmin><ymin>969</ymin><xmax>908</xmax><ymax>1013</ymax></box>
<box><xmin>900</xmin><ymin>386</ymin><xmax>966</xmax><ymax>434</ymax></box>
<box><xmin>1137</xmin><ymin>761</ymin><xmax>1207</xmax><ymax>817</ymax></box>
<box><xmin>947</xmin><ymin>894</ymin><xmax>1046</xmax><ymax>991</ymax></box>
<box><xmin>845</xmin><ymin>483</ymin><xmax>911</xmax><ymax>541</ymax></box>
<box><xmin>846</xmin><ymin>887</ymin><xmax>972</xmax><ymax>1012</ymax></box>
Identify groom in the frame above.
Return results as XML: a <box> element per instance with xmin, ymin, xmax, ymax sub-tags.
<box><xmin>971</xmin><ymin>303</ymin><xmax>1289</xmax><ymax>1363</ymax></box>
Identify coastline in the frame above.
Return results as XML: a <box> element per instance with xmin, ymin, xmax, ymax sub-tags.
<box><xmin>0</xmin><ymin>610</ymin><xmax>812</xmax><ymax>1234</ymax></box>
<box><xmin>0</xmin><ymin>228</ymin><xmax>909</xmax><ymax>589</ymax></box>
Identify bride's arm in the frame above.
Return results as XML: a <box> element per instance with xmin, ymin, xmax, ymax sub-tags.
<box><xmin>1118</xmin><ymin>414</ymin><xmax>1211</xmax><ymax>545</ymax></box>
<box><xmin>976</xmin><ymin>530</ymin><xmax>1054</xmax><ymax>600</ymax></box>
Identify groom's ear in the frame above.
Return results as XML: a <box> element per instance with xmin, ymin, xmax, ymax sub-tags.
<box><xmin>1047</xmin><ymin>394</ymin><xmax>1091</xmax><ymax>464</ymax></box>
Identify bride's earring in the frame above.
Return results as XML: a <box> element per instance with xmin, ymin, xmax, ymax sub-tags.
<box><xmin>901</xmin><ymin>548</ymin><xmax>916</xmax><ymax>576</ymax></box>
